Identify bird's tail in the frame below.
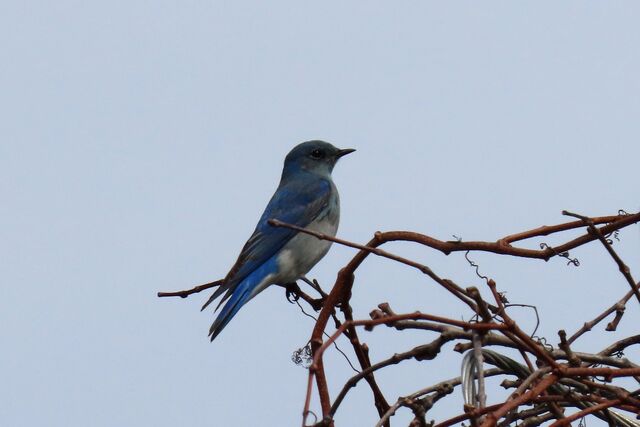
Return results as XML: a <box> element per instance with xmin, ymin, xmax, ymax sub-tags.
<box><xmin>206</xmin><ymin>255</ymin><xmax>278</xmax><ymax>341</ymax></box>
<box><xmin>208</xmin><ymin>282</ymin><xmax>255</xmax><ymax>341</ymax></box>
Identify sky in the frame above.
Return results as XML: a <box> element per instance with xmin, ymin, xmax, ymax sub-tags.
<box><xmin>1</xmin><ymin>2</ymin><xmax>639</xmax><ymax>426</ymax></box>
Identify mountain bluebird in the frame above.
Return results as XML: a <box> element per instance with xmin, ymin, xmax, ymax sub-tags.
<box><xmin>202</xmin><ymin>140</ymin><xmax>354</xmax><ymax>341</ymax></box>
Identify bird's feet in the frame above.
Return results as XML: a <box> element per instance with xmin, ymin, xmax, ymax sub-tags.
<box><xmin>282</xmin><ymin>282</ymin><xmax>325</xmax><ymax>311</ymax></box>
<box><xmin>283</xmin><ymin>282</ymin><xmax>301</xmax><ymax>302</ymax></box>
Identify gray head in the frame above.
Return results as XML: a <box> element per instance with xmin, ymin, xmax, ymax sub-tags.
<box><xmin>282</xmin><ymin>140</ymin><xmax>355</xmax><ymax>179</ymax></box>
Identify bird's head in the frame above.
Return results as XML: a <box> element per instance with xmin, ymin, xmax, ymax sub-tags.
<box><xmin>282</xmin><ymin>140</ymin><xmax>355</xmax><ymax>178</ymax></box>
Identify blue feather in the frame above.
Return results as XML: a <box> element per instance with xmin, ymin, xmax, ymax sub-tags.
<box><xmin>201</xmin><ymin>141</ymin><xmax>354</xmax><ymax>341</ymax></box>
<box><xmin>201</xmin><ymin>177</ymin><xmax>332</xmax><ymax>312</ymax></box>
<box><xmin>208</xmin><ymin>255</ymin><xmax>279</xmax><ymax>340</ymax></box>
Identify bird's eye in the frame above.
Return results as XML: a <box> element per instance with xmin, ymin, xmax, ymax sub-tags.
<box><xmin>310</xmin><ymin>149</ymin><xmax>325</xmax><ymax>159</ymax></box>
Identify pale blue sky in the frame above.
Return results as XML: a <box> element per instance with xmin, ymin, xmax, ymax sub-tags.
<box><xmin>2</xmin><ymin>2</ymin><xmax>639</xmax><ymax>426</ymax></box>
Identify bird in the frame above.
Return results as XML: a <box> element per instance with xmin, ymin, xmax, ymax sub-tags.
<box><xmin>202</xmin><ymin>140</ymin><xmax>355</xmax><ymax>341</ymax></box>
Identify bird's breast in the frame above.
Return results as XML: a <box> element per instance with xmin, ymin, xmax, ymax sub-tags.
<box><xmin>275</xmin><ymin>211</ymin><xmax>339</xmax><ymax>283</ymax></box>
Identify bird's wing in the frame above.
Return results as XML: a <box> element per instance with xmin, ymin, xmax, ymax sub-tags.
<box><xmin>201</xmin><ymin>177</ymin><xmax>332</xmax><ymax>311</ymax></box>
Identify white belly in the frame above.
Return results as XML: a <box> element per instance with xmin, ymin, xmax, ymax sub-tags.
<box><xmin>275</xmin><ymin>215</ymin><xmax>339</xmax><ymax>283</ymax></box>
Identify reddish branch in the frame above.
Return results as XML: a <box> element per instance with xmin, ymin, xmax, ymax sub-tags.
<box><xmin>157</xmin><ymin>210</ymin><xmax>640</xmax><ymax>426</ymax></box>
<box><xmin>271</xmin><ymin>212</ymin><xmax>640</xmax><ymax>262</ymax></box>
<box><xmin>302</xmin><ymin>313</ymin><xmax>508</xmax><ymax>426</ymax></box>
<box><xmin>568</xmin><ymin>282</ymin><xmax>640</xmax><ymax>343</ymax></box>
<box><xmin>335</xmin><ymin>300</ymin><xmax>390</xmax><ymax>423</ymax></box>
<box><xmin>482</xmin><ymin>374</ymin><xmax>560</xmax><ymax>427</ymax></box>
<box><xmin>563</xmin><ymin>210</ymin><xmax>640</xmax><ymax>304</ymax></box>
<box><xmin>548</xmin><ymin>399</ymin><xmax>622</xmax><ymax>427</ymax></box>
<box><xmin>270</xmin><ymin>211</ymin><xmax>640</xmax><ymax>426</ymax></box>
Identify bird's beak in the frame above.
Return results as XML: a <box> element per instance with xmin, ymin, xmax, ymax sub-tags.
<box><xmin>335</xmin><ymin>148</ymin><xmax>356</xmax><ymax>159</ymax></box>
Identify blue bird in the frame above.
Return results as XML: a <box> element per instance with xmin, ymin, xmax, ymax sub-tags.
<box><xmin>202</xmin><ymin>140</ymin><xmax>355</xmax><ymax>341</ymax></box>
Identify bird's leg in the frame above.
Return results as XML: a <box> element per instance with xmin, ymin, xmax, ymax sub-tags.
<box><xmin>280</xmin><ymin>281</ymin><xmax>325</xmax><ymax>311</ymax></box>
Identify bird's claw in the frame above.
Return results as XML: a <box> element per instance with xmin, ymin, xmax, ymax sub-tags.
<box><xmin>285</xmin><ymin>282</ymin><xmax>301</xmax><ymax>303</ymax></box>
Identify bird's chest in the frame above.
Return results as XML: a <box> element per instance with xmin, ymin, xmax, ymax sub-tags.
<box><xmin>275</xmin><ymin>212</ymin><xmax>339</xmax><ymax>282</ymax></box>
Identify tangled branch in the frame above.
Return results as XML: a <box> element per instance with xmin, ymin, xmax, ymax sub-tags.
<box><xmin>158</xmin><ymin>209</ymin><xmax>640</xmax><ymax>426</ymax></box>
<box><xmin>269</xmin><ymin>210</ymin><xmax>640</xmax><ymax>427</ymax></box>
